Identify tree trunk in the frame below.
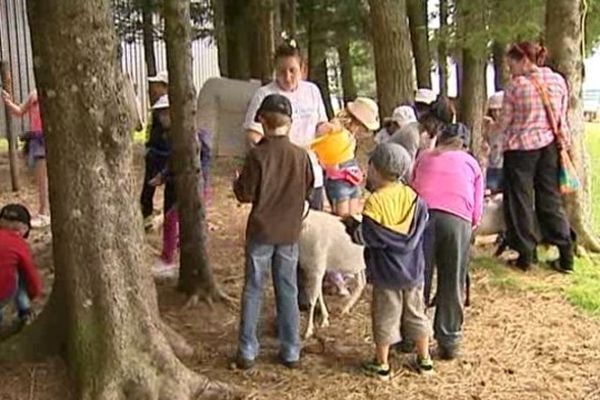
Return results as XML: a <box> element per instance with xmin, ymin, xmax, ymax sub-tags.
<box><xmin>337</xmin><ymin>34</ymin><xmax>358</xmax><ymax>105</ymax></box>
<box><xmin>459</xmin><ymin>48</ymin><xmax>486</xmax><ymax>157</ymax></box>
<box><xmin>438</xmin><ymin>0</ymin><xmax>448</xmax><ymax>96</ymax></box>
<box><xmin>307</xmin><ymin>0</ymin><xmax>334</xmax><ymax>118</ymax></box>
<box><xmin>368</xmin><ymin>0</ymin><xmax>414</xmax><ymax>118</ymax></box>
<box><xmin>248</xmin><ymin>0</ymin><xmax>275</xmax><ymax>83</ymax></box>
<box><xmin>164</xmin><ymin>0</ymin><xmax>224</xmax><ymax>300</ymax></box>
<box><xmin>407</xmin><ymin>0</ymin><xmax>431</xmax><ymax>88</ymax></box>
<box><xmin>280</xmin><ymin>0</ymin><xmax>297</xmax><ymax>37</ymax></box>
<box><xmin>224</xmin><ymin>0</ymin><xmax>251</xmax><ymax>79</ymax></box>
<box><xmin>141</xmin><ymin>0</ymin><xmax>157</xmax><ymax>77</ymax></box>
<box><xmin>0</xmin><ymin>61</ymin><xmax>20</xmax><ymax>191</ymax></box>
<box><xmin>492</xmin><ymin>40</ymin><xmax>507</xmax><ymax>91</ymax></box>
<box><xmin>545</xmin><ymin>0</ymin><xmax>600</xmax><ymax>251</ymax></box>
<box><xmin>2</xmin><ymin>1</ymin><xmax>236</xmax><ymax>399</ymax></box>
<box><xmin>211</xmin><ymin>0</ymin><xmax>229</xmax><ymax>76</ymax></box>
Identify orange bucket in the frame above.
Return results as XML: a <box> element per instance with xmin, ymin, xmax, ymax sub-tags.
<box><xmin>310</xmin><ymin>129</ymin><xmax>355</xmax><ymax>167</ymax></box>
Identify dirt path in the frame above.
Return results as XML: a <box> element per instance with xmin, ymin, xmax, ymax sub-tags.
<box><xmin>0</xmin><ymin>153</ymin><xmax>599</xmax><ymax>400</ymax></box>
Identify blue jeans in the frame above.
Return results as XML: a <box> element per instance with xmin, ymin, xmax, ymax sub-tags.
<box><xmin>238</xmin><ymin>241</ymin><xmax>300</xmax><ymax>362</ymax></box>
<box><xmin>0</xmin><ymin>273</ymin><xmax>31</xmax><ymax>324</ymax></box>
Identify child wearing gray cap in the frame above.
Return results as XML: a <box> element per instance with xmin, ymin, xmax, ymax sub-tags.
<box><xmin>343</xmin><ymin>143</ymin><xmax>433</xmax><ymax>380</ymax></box>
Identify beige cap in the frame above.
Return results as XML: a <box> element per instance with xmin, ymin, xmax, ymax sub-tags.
<box><xmin>488</xmin><ymin>91</ymin><xmax>504</xmax><ymax>109</ymax></box>
<box><xmin>347</xmin><ymin>97</ymin><xmax>380</xmax><ymax>131</ymax></box>
<box><xmin>387</xmin><ymin>105</ymin><xmax>417</xmax><ymax>128</ymax></box>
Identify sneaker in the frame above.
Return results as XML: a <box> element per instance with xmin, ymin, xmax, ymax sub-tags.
<box><xmin>548</xmin><ymin>259</ymin><xmax>573</xmax><ymax>274</ymax></box>
<box><xmin>233</xmin><ymin>355</ymin><xmax>255</xmax><ymax>370</ymax></box>
<box><xmin>280</xmin><ymin>358</ymin><xmax>301</xmax><ymax>369</ymax></box>
<box><xmin>361</xmin><ymin>360</ymin><xmax>391</xmax><ymax>381</ymax></box>
<box><xmin>434</xmin><ymin>345</ymin><xmax>461</xmax><ymax>361</ymax></box>
<box><xmin>415</xmin><ymin>355</ymin><xmax>434</xmax><ymax>375</ymax></box>
<box><xmin>153</xmin><ymin>259</ymin><xmax>177</xmax><ymax>278</ymax></box>
<box><xmin>31</xmin><ymin>214</ymin><xmax>50</xmax><ymax>228</ymax></box>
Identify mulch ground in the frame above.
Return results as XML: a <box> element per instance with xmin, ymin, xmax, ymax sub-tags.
<box><xmin>0</xmin><ymin>147</ymin><xmax>599</xmax><ymax>400</ymax></box>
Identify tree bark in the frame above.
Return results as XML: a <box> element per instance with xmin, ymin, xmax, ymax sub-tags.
<box><xmin>141</xmin><ymin>0</ymin><xmax>157</xmax><ymax>77</ymax></box>
<box><xmin>438</xmin><ymin>0</ymin><xmax>448</xmax><ymax>96</ymax></box>
<box><xmin>407</xmin><ymin>0</ymin><xmax>431</xmax><ymax>88</ymax></box>
<box><xmin>368</xmin><ymin>0</ymin><xmax>414</xmax><ymax>118</ymax></box>
<box><xmin>280</xmin><ymin>0</ymin><xmax>297</xmax><ymax>37</ymax></box>
<box><xmin>0</xmin><ymin>61</ymin><xmax>20</xmax><ymax>191</ymax></box>
<box><xmin>224</xmin><ymin>0</ymin><xmax>251</xmax><ymax>79</ymax></box>
<box><xmin>337</xmin><ymin>34</ymin><xmax>358</xmax><ymax>105</ymax></box>
<box><xmin>545</xmin><ymin>0</ymin><xmax>600</xmax><ymax>251</ymax></box>
<box><xmin>307</xmin><ymin>0</ymin><xmax>334</xmax><ymax>118</ymax></box>
<box><xmin>248</xmin><ymin>0</ymin><xmax>275</xmax><ymax>83</ymax></box>
<box><xmin>492</xmin><ymin>40</ymin><xmax>507</xmax><ymax>91</ymax></box>
<box><xmin>164</xmin><ymin>0</ymin><xmax>225</xmax><ymax>300</ymax></box>
<box><xmin>5</xmin><ymin>1</ymin><xmax>237</xmax><ymax>398</ymax></box>
<box><xmin>211</xmin><ymin>0</ymin><xmax>229</xmax><ymax>76</ymax></box>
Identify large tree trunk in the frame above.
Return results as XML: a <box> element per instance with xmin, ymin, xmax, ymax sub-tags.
<box><xmin>0</xmin><ymin>1</ymin><xmax>235</xmax><ymax>399</ymax></box>
<box><xmin>407</xmin><ymin>0</ymin><xmax>431</xmax><ymax>88</ymax></box>
<box><xmin>280</xmin><ymin>0</ymin><xmax>297</xmax><ymax>37</ymax></box>
<box><xmin>248</xmin><ymin>0</ymin><xmax>275</xmax><ymax>83</ymax></box>
<box><xmin>457</xmin><ymin>0</ymin><xmax>486</xmax><ymax>157</ymax></box>
<box><xmin>224</xmin><ymin>0</ymin><xmax>251</xmax><ymax>79</ymax></box>
<box><xmin>0</xmin><ymin>62</ymin><xmax>20</xmax><ymax>191</ymax></box>
<box><xmin>492</xmin><ymin>40</ymin><xmax>507</xmax><ymax>91</ymax></box>
<box><xmin>545</xmin><ymin>0</ymin><xmax>600</xmax><ymax>251</ymax></box>
<box><xmin>438</xmin><ymin>0</ymin><xmax>448</xmax><ymax>96</ymax></box>
<box><xmin>337</xmin><ymin>34</ymin><xmax>358</xmax><ymax>105</ymax></box>
<box><xmin>307</xmin><ymin>0</ymin><xmax>334</xmax><ymax>118</ymax></box>
<box><xmin>368</xmin><ymin>0</ymin><xmax>414</xmax><ymax>118</ymax></box>
<box><xmin>164</xmin><ymin>0</ymin><xmax>225</xmax><ymax>300</ymax></box>
<box><xmin>211</xmin><ymin>0</ymin><xmax>229</xmax><ymax>76</ymax></box>
<box><xmin>141</xmin><ymin>0</ymin><xmax>157</xmax><ymax>77</ymax></box>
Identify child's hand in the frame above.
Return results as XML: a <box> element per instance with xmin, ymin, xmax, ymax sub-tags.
<box><xmin>149</xmin><ymin>173</ymin><xmax>164</xmax><ymax>187</ymax></box>
<box><xmin>1</xmin><ymin>89</ymin><xmax>11</xmax><ymax>102</ymax></box>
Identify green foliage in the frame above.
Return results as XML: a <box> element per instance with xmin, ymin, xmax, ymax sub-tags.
<box><xmin>585</xmin><ymin>0</ymin><xmax>600</xmax><ymax>55</ymax></box>
<box><xmin>349</xmin><ymin>39</ymin><xmax>376</xmax><ymax>97</ymax></box>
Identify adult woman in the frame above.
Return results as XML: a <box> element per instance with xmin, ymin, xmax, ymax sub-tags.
<box><xmin>1</xmin><ymin>89</ymin><xmax>49</xmax><ymax>228</ymax></box>
<box><xmin>501</xmin><ymin>41</ymin><xmax>573</xmax><ymax>272</ymax></box>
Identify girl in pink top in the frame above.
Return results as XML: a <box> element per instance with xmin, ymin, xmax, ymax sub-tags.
<box><xmin>1</xmin><ymin>90</ymin><xmax>49</xmax><ymax>228</ymax></box>
<box><xmin>411</xmin><ymin>123</ymin><xmax>483</xmax><ymax>359</ymax></box>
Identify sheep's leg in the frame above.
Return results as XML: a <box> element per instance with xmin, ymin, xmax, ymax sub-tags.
<box><xmin>303</xmin><ymin>264</ymin><xmax>324</xmax><ymax>340</ymax></box>
<box><xmin>304</xmin><ymin>300</ymin><xmax>316</xmax><ymax>340</ymax></box>
<box><xmin>318</xmin><ymin>291</ymin><xmax>329</xmax><ymax>328</ymax></box>
<box><xmin>341</xmin><ymin>269</ymin><xmax>366</xmax><ymax>315</ymax></box>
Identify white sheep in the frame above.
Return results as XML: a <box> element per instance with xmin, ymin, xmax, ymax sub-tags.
<box><xmin>298</xmin><ymin>209</ymin><xmax>366</xmax><ymax>339</ymax></box>
<box><xmin>475</xmin><ymin>194</ymin><xmax>505</xmax><ymax>237</ymax></box>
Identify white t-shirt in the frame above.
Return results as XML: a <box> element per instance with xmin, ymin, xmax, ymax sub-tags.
<box><xmin>244</xmin><ymin>80</ymin><xmax>328</xmax><ymax>187</ymax></box>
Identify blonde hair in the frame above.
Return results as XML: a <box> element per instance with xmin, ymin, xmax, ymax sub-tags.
<box><xmin>260</xmin><ymin>112</ymin><xmax>292</xmax><ymax>135</ymax></box>
<box><xmin>331</xmin><ymin>109</ymin><xmax>363</xmax><ymax>133</ymax></box>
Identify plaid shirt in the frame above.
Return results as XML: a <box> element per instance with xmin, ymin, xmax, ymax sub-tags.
<box><xmin>501</xmin><ymin>67</ymin><xmax>570</xmax><ymax>151</ymax></box>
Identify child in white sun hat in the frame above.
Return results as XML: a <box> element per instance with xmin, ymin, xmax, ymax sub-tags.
<box><xmin>310</xmin><ymin>97</ymin><xmax>379</xmax><ymax>296</ymax></box>
<box><xmin>374</xmin><ymin>105</ymin><xmax>417</xmax><ymax>145</ymax></box>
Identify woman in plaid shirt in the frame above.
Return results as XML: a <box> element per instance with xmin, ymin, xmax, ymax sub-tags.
<box><xmin>501</xmin><ymin>41</ymin><xmax>573</xmax><ymax>273</ymax></box>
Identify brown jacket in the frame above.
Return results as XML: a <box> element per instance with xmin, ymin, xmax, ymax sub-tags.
<box><xmin>234</xmin><ymin>136</ymin><xmax>314</xmax><ymax>244</ymax></box>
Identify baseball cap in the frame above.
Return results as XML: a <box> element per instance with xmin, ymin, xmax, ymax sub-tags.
<box><xmin>415</xmin><ymin>88</ymin><xmax>436</xmax><ymax>105</ymax></box>
<box><xmin>387</xmin><ymin>105</ymin><xmax>417</xmax><ymax>128</ymax></box>
<box><xmin>148</xmin><ymin>70</ymin><xmax>169</xmax><ymax>84</ymax></box>
<box><xmin>254</xmin><ymin>94</ymin><xmax>293</xmax><ymax>122</ymax></box>
<box><xmin>347</xmin><ymin>97</ymin><xmax>380</xmax><ymax>131</ymax></box>
<box><xmin>0</xmin><ymin>203</ymin><xmax>32</xmax><ymax>236</ymax></box>
<box><xmin>152</xmin><ymin>95</ymin><xmax>170</xmax><ymax>110</ymax></box>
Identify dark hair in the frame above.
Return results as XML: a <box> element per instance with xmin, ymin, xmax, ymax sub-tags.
<box><xmin>507</xmin><ymin>41</ymin><xmax>547</xmax><ymax>66</ymax></box>
<box><xmin>421</xmin><ymin>96</ymin><xmax>455</xmax><ymax>138</ymax></box>
<box><xmin>274</xmin><ymin>39</ymin><xmax>304</xmax><ymax>63</ymax></box>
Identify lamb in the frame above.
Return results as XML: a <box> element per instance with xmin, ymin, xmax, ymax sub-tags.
<box><xmin>298</xmin><ymin>209</ymin><xmax>366</xmax><ymax>339</ymax></box>
<box><xmin>475</xmin><ymin>195</ymin><xmax>505</xmax><ymax>237</ymax></box>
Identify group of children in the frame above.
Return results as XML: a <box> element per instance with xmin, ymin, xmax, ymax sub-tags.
<box><xmin>233</xmin><ymin>87</ymin><xmax>496</xmax><ymax>380</ymax></box>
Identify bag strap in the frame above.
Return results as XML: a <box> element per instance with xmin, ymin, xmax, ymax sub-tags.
<box><xmin>527</xmin><ymin>74</ymin><xmax>567</xmax><ymax>147</ymax></box>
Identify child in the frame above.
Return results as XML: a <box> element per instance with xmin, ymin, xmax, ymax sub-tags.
<box><xmin>374</xmin><ymin>105</ymin><xmax>417</xmax><ymax>145</ymax></box>
<box><xmin>411</xmin><ymin>123</ymin><xmax>484</xmax><ymax>360</ymax></box>
<box><xmin>310</xmin><ymin>97</ymin><xmax>379</xmax><ymax>296</ymax></box>
<box><xmin>149</xmin><ymin>96</ymin><xmax>212</xmax><ymax>277</ymax></box>
<box><xmin>482</xmin><ymin>91</ymin><xmax>505</xmax><ymax>193</ymax></box>
<box><xmin>343</xmin><ymin>143</ymin><xmax>433</xmax><ymax>380</ymax></box>
<box><xmin>0</xmin><ymin>204</ymin><xmax>43</xmax><ymax>328</ymax></box>
<box><xmin>233</xmin><ymin>94</ymin><xmax>314</xmax><ymax>370</ymax></box>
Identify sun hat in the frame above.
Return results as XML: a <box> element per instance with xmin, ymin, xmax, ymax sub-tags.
<box><xmin>152</xmin><ymin>95</ymin><xmax>170</xmax><ymax>110</ymax></box>
<box><xmin>488</xmin><ymin>91</ymin><xmax>505</xmax><ymax>110</ymax></box>
<box><xmin>254</xmin><ymin>94</ymin><xmax>293</xmax><ymax>122</ymax></box>
<box><xmin>347</xmin><ymin>97</ymin><xmax>380</xmax><ymax>131</ymax></box>
<box><xmin>148</xmin><ymin>70</ymin><xmax>169</xmax><ymax>84</ymax></box>
<box><xmin>387</xmin><ymin>105</ymin><xmax>417</xmax><ymax>128</ymax></box>
<box><xmin>415</xmin><ymin>88</ymin><xmax>436</xmax><ymax>105</ymax></box>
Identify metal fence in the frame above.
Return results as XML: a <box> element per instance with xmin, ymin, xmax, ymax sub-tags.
<box><xmin>0</xmin><ymin>0</ymin><xmax>221</xmax><ymax>138</ymax></box>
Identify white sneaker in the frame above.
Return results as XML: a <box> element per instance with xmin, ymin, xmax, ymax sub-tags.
<box><xmin>153</xmin><ymin>259</ymin><xmax>178</xmax><ymax>278</ymax></box>
<box><xmin>31</xmin><ymin>214</ymin><xmax>51</xmax><ymax>228</ymax></box>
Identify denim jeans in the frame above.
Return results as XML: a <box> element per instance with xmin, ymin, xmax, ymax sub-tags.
<box><xmin>0</xmin><ymin>272</ymin><xmax>31</xmax><ymax>324</ymax></box>
<box><xmin>238</xmin><ymin>241</ymin><xmax>300</xmax><ymax>362</ymax></box>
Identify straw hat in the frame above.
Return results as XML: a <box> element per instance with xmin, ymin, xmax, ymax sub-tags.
<box><xmin>347</xmin><ymin>97</ymin><xmax>380</xmax><ymax>131</ymax></box>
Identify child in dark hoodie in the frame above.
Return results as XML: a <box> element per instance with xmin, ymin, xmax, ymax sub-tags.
<box><xmin>344</xmin><ymin>143</ymin><xmax>433</xmax><ymax>380</ymax></box>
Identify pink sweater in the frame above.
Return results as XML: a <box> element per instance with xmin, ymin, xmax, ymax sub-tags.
<box><xmin>411</xmin><ymin>149</ymin><xmax>484</xmax><ymax>226</ymax></box>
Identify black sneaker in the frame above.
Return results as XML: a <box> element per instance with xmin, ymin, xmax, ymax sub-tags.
<box><xmin>281</xmin><ymin>358</ymin><xmax>301</xmax><ymax>369</ymax></box>
<box><xmin>434</xmin><ymin>346</ymin><xmax>461</xmax><ymax>361</ymax></box>
<box><xmin>548</xmin><ymin>259</ymin><xmax>573</xmax><ymax>274</ymax></box>
<box><xmin>233</xmin><ymin>355</ymin><xmax>255</xmax><ymax>370</ymax></box>
<box><xmin>361</xmin><ymin>360</ymin><xmax>391</xmax><ymax>381</ymax></box>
